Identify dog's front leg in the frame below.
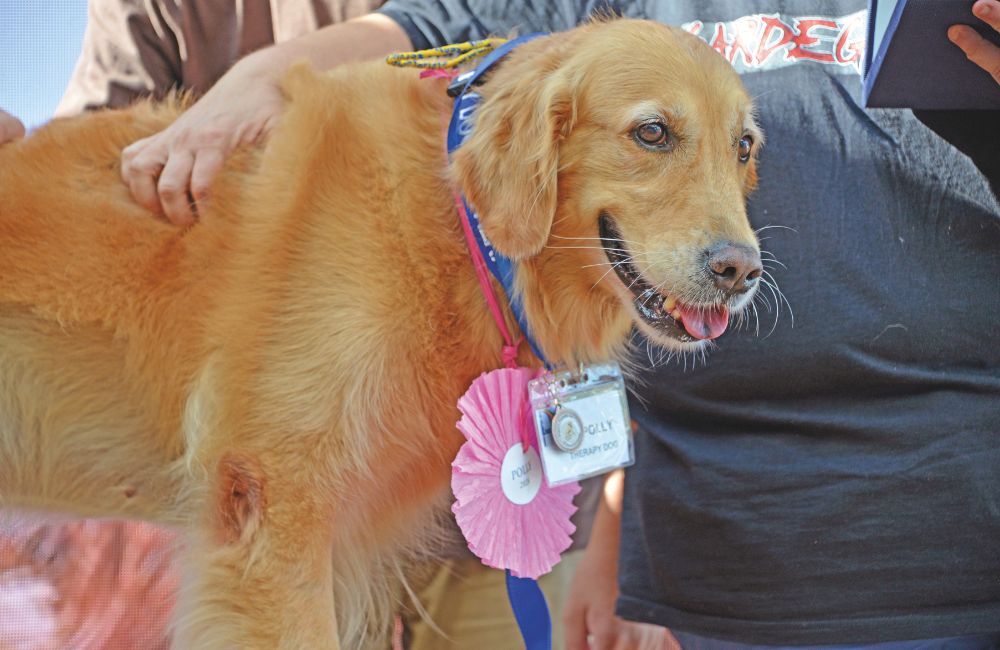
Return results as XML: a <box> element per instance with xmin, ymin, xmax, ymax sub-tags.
<box><xmin>173</xmin><ymin>452</ymin><xmax>341</xmax><ymax>650</ymax></box>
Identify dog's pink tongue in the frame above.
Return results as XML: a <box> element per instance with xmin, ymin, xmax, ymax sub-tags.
<box><xmin>677</xmin><ymin>303</ymin><xmax>729</xmax><ymax>340</ymax></box>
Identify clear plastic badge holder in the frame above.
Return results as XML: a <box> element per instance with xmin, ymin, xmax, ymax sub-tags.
<box><xmin>528</xmin><ymin>362</ymin><xmax>635</xmax><ymax>487</ymax></box>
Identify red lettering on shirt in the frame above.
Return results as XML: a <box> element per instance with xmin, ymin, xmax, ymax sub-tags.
<box><xmin>756</xmin><ymin>16</ymin><xmax>795</xmax><ymax>65</ymax></box>
<box><xmin>682</xmin><ymin>11</ymin><xmax>866</xmax><ymax>73</ymax></box>
<box><xmin>834</xmin><ymin>14</ymin><xmax>866</xmax><ymax>64</ymax></box>
<box><xmin>728</xmin><ymin>16</ymin><xmax>761</xmax><ymax>66</ymax></box>
<box><xmin>683</xmin><ymin>20</ymin><xmax>703</xmax><ymax>35</ymax></box>
<box><xmin>709</xmin><ymin>22</ymin><xmax>730</xmax><ymax>58</ymax></box>
<box><xmin>788</xmin><ymin>19</ymin><xmax>839</xmax><ymax>62</ymax></box>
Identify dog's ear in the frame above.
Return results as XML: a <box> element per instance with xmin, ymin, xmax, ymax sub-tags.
<box><xmin>452</xmin><ymin>42</ymin><xmax>574</xmax><ymax>260</ymax></box>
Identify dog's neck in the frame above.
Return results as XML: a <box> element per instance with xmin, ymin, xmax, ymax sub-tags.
<box><xmin>513</xmin><ymin>252</ymin><xmax>633</xmax><ymax>369</ymax></box>
<box><xmin>319</xmin><ymin>61</ymin><xmax>635</xmax><ymax>376</ymax></box>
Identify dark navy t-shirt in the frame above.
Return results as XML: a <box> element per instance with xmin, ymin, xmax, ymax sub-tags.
<box><xmin>380</xmin><ymin>0</ymin><xmax>1000</xmax><ymax>644</ymax></box>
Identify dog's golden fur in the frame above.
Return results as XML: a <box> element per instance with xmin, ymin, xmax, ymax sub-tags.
<box><xmin>0</xmin><ymin>19</ymin><xmax>761</xmax><ymax>649</ymax></box>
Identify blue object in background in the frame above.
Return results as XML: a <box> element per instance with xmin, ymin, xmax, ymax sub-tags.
<box><xmin>0</xmin><ymin>1</ymin><xmax>89</xmax><ymax>130</ymax></box>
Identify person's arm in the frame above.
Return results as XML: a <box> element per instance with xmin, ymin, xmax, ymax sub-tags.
<box><xmin>562</xmin><ymin>469</ymin><xmax>680</xmax><ymax>650</ymax></box>
<box><xmin>119</xmin><ymin>0</ymin><xmax>601</xmax><ymax>227</ymax></box>
<box><xmin>948</xmin><ymin>0</ymin><xmax>1000</xmax><ymax>84</ymax></box>
<box><xmin>119</xmin><ymin>12</ymin><xmax>412</xmax><ymax>226</ymax></box>
<box><xmin>0</xmin><ymin>109</ymin><xmax>25</xmax><ymax>144</ymax></box>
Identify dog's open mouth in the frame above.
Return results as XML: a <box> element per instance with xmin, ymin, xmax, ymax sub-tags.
<box><xmin>599</xmin><ymin>212</ymin><xmax>729</xmax><ymax>342</ymax></box>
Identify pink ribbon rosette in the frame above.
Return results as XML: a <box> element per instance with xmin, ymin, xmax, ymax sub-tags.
<box><xmin>451</xmin><ymin>367</ymin><xmax>580</xmax><ymax>579</ymax></box>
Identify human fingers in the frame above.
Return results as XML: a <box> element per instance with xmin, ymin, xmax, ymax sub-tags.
<box><xmin>190</xmin><ymin>146</ymin><xmax>226</xmax><ymax>213</ymax></box>
<box><xmin>157</xmin><ymin>149</ymin><xmax>197</xmax><ymax>227</ymax></box>
<box><xmin>0</xmin><ymin>109</ymin><xmax>25</xmax><ymax>143</ymax></box>
<box><xmin>974</xmin><ymin>0</ymin><xmax>1000</xmax><ymax>33</ymax></box>
<box><xmin>588</xmin><ymin>615</ymin><xmax>623</xmax><ymax>650</ymax></box>
<box><xmin>611</xmin><ymin>629</ymin><xmax>635</xmax><ymax>650</ymax></box>
<box><xmin>562</xmin><ymin>600</ymin><xmax>591</xmax><ymax>650</ymax></box>
<box><xmin>949</xmin><ymin>1</ymin><xmax>1000</xmax><ymax>85</ymax></box>
<box><xmin>122</xmin><ymin>136</ymin><xmax>167</xmax><ymax>215</ymax></box>
<box><xmin>610</xmin><ymin>622</ymin><xmax>670</xmax><ymax>650</ymax></box>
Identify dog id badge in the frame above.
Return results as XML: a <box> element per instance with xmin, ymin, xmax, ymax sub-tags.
<box><xmin>528</xmin><ymin>362</ymin><xmax>634</xmax><ymax>487</ymax></box>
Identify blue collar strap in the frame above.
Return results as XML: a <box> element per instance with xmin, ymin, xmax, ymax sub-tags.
<box><xmin>446</xmin><ymin>32</ymin><xmax>550</xmax><ymax>365</ymax></box>
<box><xmin>446</xmin><ymin>33</ymin><xmax>548</xmax><ymax>99</ymax></box>
<box><xmin>445</xmin><ymin>32</ymin><xmax>555</xmax><ymax>650</ymax></box>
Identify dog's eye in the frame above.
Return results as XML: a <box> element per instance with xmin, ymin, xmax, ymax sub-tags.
<box><xmin>634</xmin><ymin>121</ymin><xmax>670</xmax><ymax>148</ymax></box>
<box><xmin>738</xmin><ymin>135</ymin><xmax>754</xmax><ymax>163</ymax></box>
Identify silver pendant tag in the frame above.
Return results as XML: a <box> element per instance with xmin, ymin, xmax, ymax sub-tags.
<box><xmin>528</xmin><ymin>362</ymin><xmax>634</xmax><ymax>486</ymax></box>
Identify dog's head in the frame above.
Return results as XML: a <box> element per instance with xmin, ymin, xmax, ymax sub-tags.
<box><xmin>453</xmin><ymin>19</ymin><xmax>763</xmax><ymax>360</ymax></box>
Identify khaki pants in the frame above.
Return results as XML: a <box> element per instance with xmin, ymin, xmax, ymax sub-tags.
<box><xmin>405</xmin><ymin>551</ymin><xmax>582</xmax><ymax>650</ymax></box>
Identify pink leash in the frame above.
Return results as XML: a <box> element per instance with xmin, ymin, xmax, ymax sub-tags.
<box><xmin>419</xmin><ymin>69</ymin><xmax>521</xmax><ymax>365</ymax></box>
<box><xmin>454</xmin><ymin>192</ymin><xmax>538</xmax><ymax>455</ymax></box>
<box><xmin>453</xmin><ymin>193</ymin><xmax>523</xmax><ymax>370</ymax></box>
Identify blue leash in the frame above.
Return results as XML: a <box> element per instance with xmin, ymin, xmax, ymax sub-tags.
<box><xmin>506</xmin><ymin>571</ymin><xmax>553</xmax><ymax>650</ymax></box>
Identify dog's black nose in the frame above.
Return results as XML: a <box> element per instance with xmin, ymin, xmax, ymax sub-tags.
<box><xmin>706</xmin><ymin>242</ymin><xmax>762</xmax><ymax>294</ymax></box>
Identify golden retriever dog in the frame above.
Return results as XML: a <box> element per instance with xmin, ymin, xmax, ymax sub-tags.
<box><xmin>0</xmin><ymin>18</ymin><xmax>763</xmax><ymax>649</ymax></box>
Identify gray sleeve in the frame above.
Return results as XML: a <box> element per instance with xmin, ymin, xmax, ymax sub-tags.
<box><xmin>377</xmin><ymin>0</ymin><xmax>622</xmax><ymax>50</ymax></box>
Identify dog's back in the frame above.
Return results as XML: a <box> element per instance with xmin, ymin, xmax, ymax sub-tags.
<box><xmin>0</xmin><ymin>59</ymin><xmax>495</xmax><ymax>647</ymax></box>
<box><xmin>0</xmin><ymin>102</ymin><xmax>207</xmax><ymax>520</ymax></box>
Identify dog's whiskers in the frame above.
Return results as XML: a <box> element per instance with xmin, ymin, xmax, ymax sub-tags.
<box><xmin>581</xmin><ymin>252</ymin><xmax>654</xmax><ymax>269</ymax></box>
<box><xmin>754</xmin><ymin>224</ymin><xmax>797</xmax><ymax>235</ymax></box>
<box><xmin>755</xmin><ymin>272</ymin><xmax>792</xmax><ymax>338</ymax></box>
<box><xmin>545</xmin><ymin>244</ymin><xmax>633</xmax><ymax>253</ymax></box>
<box><xmin>551</xmin><ymin>233</ymin><xmax>644</xmax><ymax>246</ymax></box>
<box><xmin>759</xmin><ymin>249</ymin><xmax>787</xmax><ymax>269</ymax></box>
<box><xmin>760</xmin><ymin>283</ymin><xmax>782</xmax><ymax>338</ymax></box>
<box><xmin>753</xmin><ymin>287</ymin><xmax>774</xmax><ymax>314</ymax></box>
<box><xmin>589</xmin><ymin>255</ymin><xmax>650</xmax><ymax>290</ymax></box>
<box><xmin>761</xmin><ymin>271</ymin><xmax>793</xmax><ymax>321</ymax></box>
<box><xmin>625</xmin><ymin>261</ymin><xmax>657</xmax><ymax>294</ymax></box>
<box><xmin>620</xmin><ymin>265</ymin><xmax>649</xmax><ymax>295</ymax></box>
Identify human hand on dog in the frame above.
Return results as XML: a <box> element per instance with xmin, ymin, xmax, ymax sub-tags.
<box><xmin>563</xmin><ymin>471</ymin><xmax>680</xmax><ymax>650</ymax></box>
<box><xmin>121</xmin><ymin>55</ymin><xmax>285</xmax><ymax>227</ymax></box>
<box><xmin>949</xmin><ymin>0</ymin><xmax>1000</xmax><ymax>85</ymax></box>
<box><xmin>119</xmin><ymin>12</ymin><xmax>411</xmax><ymax>228</ymax></box>
<box><xmin>0</xmin><ymin>108</ymin><xmax>25</xmax><ymax>144</ymax></box>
